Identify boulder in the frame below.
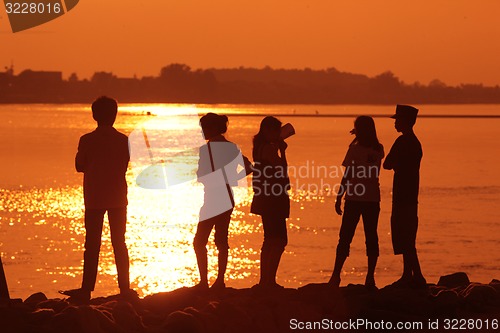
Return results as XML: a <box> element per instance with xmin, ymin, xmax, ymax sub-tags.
<box><xmin>36</xmin><ymin>298</ymin><xmax>70</xmax><ymax>313</ymax></box>
<box><xmin>489</xmin><ymin>279</ymin><xmax>500</xmax><ymax>293</ymax></box>
<box><xmin>24</xmin><ymin>292</ymin><xmax>48</xmax><ymax>306</ymax></box>
<box><xmin>28</xmin><ymin>308</ymin><xmax>55</xmax><ymax>324</ymax></box>
<box><xmin>164</xmin><ymin>310</ymin><xmax>203</xmax><ymax>333</ymax></box>
<box><xmin>111</xmin><ymin>300</ymin><xmax>145</xmax><ymax>332</ymax></box>
<box><xmin>463</xmin><ymin>283</ymin><xmax>498</xmax><ymax>310</ymax></box>
<box><xmin>432</xmin><ymin>289</ymin><xmax>459</xmax><ymax>316</ymax></box>
<box><xmin>437</xmin><ymin>272</ymin><xmax>470</xmax><ymax>289</ymax></box>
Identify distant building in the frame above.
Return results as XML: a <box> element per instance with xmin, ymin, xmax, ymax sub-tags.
<box><xmin>17</xmin><ymin>70</ymin><xmax>63</xmax><ymax>85</ymax></box>
<box><xmin>0</xmin><ymin>72</ymin><xmax>9</xmax><ymax>84</ymax></box>
<box><xmin>0</xmin><ymin>67</ymin><xmax>14</xmax><ymax>85</ymax></box>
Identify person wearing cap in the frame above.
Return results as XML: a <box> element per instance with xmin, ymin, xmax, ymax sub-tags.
<box><xmin>383</xmin><ymin>104</ymin><xmax>426</xmax><ymax>288</ymax></box>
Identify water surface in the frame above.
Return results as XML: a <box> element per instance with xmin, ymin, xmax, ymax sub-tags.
<box><xmin>0</xmin><ymin>103</ymin><xmax>499</xmax><ymax>299</ymax></box>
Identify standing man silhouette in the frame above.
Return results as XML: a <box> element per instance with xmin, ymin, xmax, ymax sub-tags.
<box><xmin>383</xmin><ymin>105</ymin><xmax>426</xmax><ymax>288</ymax></box>
<box><xmin>61</xmin><ymin>96</ymin><xmax>134</xmax><ymax>302</ymax></box>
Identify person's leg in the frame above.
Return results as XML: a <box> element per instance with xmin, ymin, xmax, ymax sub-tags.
<box><xmin>259</xmin><ymin>215</ymin><xmax>272</xmax><ymax>285</ymax></box>
<box><xmin>267</xmin><ymin>217</ymin><xmax>288</xmax><ymax>286</ymax></box>
<box><xmin>328</xmin><ymin>256</ymin><xmax>347</xmax><ymax>287</ymax></box>
<box><xmin>391</xmin><ymin>250</ymin><xmax>413</xmax><ymax>287</ymax></box>
<box><xmin>407</xmin><ymin>205</ymin><xmax>426</xmax><ymax>286</ymax></box>
<box><xmin>193</xmin><ymin>218</ymin><xmax>216</xmax><ymax>287</ymax></box>
<box><xmin>365</xmin><ymin>255</ymin><xmax>378</xmax><ymax>289</ymax></box>
<box><xmin>406</xmin><ymin>250</ymin><xmax>423</xmax><ymax>276</ymax></box>
<box><xmin>410</xmin><ymin>254</ymin><xmax>426</xmax><ymax>287</ymax></box>
<box><xmin>213</xmin><ymin>209</ymin><xmax>233</xmax><ymax>288</ymax></box>
<box><xmin>108</xmin><ymin>207</ymin><xmax>130</xmax><ymax>293</ymax></box>
<box><xmin>329</xmin><ymin>201</ymin><xmax>361</xmax><ymax>286</ymax></box>
<box><xmin>391</xmin><ymin>204</ymin><xmax>412</xmax><ymax>284</ymax></box>
<box><xmin>402</xmin><ymin>250</ymin><xmax>419</xmax><ymax>281</ymax></box>
<box><xmin>401</xmin><ymin>253</ymin><xmax>413</xmax><ymax>280</ymax></box>
<box><xmin>82</xmin><ymin>209</ymin><xmax>106</xmax><ymax>294</ymax></box>
<box><xmin>361</xmin><ymin>202</ymin><xmax>380</xmax><ymax>287</ymax></box>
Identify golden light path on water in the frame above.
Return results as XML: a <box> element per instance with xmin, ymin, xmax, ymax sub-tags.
<box><xmin>125</xmin><ymin>184</ymin><xmax>258</xmax><ymax>296</ymax></box>
<box><xmin>0</xmin><ymin>184</ymin><xmax>261</xmax><ymax>297</ymax></box>
<box><xmin>104</xmin><ymin>104</ymin><xmax>263</xmax><ymax>296</ymax></box>
<box><xmin>0</xmin><ymin>104</ymin><xmax>269</xmax><ymax>298</ymax></box>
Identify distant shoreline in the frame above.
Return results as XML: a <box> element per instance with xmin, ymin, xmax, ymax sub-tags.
<box><xmin>216</xmin><ymin>113</ymin><xmax>500</xmax><ymax>119</ymax></box>
<box><xmin>3</xmin><ymin>65</ymin><xmax>500</xmax><ymax>105</ymax></box>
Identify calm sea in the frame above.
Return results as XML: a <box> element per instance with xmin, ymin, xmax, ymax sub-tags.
<box><xmin>0</xmin><ymin>104</ymin><xmax>499</xmax><ymax>299</ymax></box>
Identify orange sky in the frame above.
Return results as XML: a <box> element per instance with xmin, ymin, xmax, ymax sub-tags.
<box><xmin>1</xmin><ymin>0</ymin><xmax>500</xmax><ymax>86</ymax></box>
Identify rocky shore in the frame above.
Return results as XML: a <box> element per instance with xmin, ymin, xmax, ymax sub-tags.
<box><xmin>1</xmin><ymin>273</ymin><xmax>499</xmax><ymax>333</ymax></box>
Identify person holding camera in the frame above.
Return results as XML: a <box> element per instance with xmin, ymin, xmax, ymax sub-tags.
<box><xmin>251</xmin><ymin>116</ymin><xmax>292</xmax><ymax>289</ymax></box>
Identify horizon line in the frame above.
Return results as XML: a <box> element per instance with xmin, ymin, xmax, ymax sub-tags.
<box><xmin>153</xmin><ymin>113</ymin><xmax>500</xmax><ymax>119</ymax></box>
<box><xmin>3</xmin><ymin>63</ymin><xmax>498</xmax><ymax>88</ymax></box>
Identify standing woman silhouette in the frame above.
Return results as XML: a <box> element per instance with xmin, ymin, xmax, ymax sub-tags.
<box><xmin>329</xmin><ymin>116</ymin><xmax>384</xmax><ymax>289</ymax></box>
<box><xmin>251</xmin><ymin>116</ymin><xmax>290</xmax><ymax>289</ymax></box>
<box><xmin>194</xmin><ymin>113</ymin><xmax>251</xmax><ymax>290</ymax></box>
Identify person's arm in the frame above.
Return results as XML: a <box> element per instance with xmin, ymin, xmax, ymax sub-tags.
<box><xmin>378</xmin><ymin>144</ymin><xmax>385</xmax><ymax>160</ymax></box>
<box><xmin>126</xmin><ymin>138</ymin><xmax>131</xmax><ymax>165</ymax></box>
<box><xmin>196</xmin><ymin>145</ymin><xmax>212</xmax><ymax>182</ymax></box>
<box><xmin>236</xmin><ymin>154</ymin><xmax>253</xmax><ymax>179</ymax></box>
<box><xmin>382</xmin><ymin>157</ymin><xmax>393</xmax><ymax>170</ymax></box>
<box><xmin>335</xmin><ymin>146</ymin><xmax>356</xmax><ymax>215</ymax></box>
<box><xmin>279</xmin><ymin>140</ymin><xmax>288</xmax><ymax>167</ymax></box>
<box><xmin>75</xmin><ymin>138</ymin><xmax>86</xmax><ymax>173</ymax></box>
<box><xmin>261</xmin><ymin>141</ymin><xmax>288</xmax><ymax>167</ymax></box>
<box><xmin>334</xmin><ymin>170</ymin><xmax>349</xmax><ymax>216</ymax></box>
<box><xmin>383</xmin><ymin>140</ymin><xmax>399</xmax><ymax>170</ymax></box>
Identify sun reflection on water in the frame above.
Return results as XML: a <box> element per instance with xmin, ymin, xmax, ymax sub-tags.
<box><xmin>125</xmin><ymin>176</ymin><xmax>256</xmax><ymax>296</ymax></box>
<box><xmin>0</xmin><ymin>107</ymin><xmax>264</xmax><ymax>298</ymax></box>
<box><xmin>0</xmin><ymin>180</ymin><xmax>259</xmax><ymax>298</ymax></box>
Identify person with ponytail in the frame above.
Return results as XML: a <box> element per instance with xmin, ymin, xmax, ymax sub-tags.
<box><xmin>251</xmin><ymin>116</ymin><xmax>290</xmax><ymax>289</ymax></box>
<box><xmin>329</xmin><ymin>116</ymin><xmax>384</xmax><ymax>289</ymax></box>
<box><xmin>194</xmin><ymin>113</ymin><xmax>252</xmax><ymax>290</ymax></box>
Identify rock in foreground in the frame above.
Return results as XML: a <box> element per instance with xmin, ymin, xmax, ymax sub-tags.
<box><xmin>1</xmin><ymin>273</ymin><xmax>499</xmax><ymax>333</ymax></box>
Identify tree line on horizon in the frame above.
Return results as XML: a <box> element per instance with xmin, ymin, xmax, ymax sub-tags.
<box><xmin>1</xmin><ymin>63</ymin><xmax>500</xmax><ymax>104</ymax></box>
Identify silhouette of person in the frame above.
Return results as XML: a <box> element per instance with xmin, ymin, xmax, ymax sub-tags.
<box><xmin>194</xmin><ymin>113</ymin><xmax>252</xmax><ymax>290</ymax></box>
<box><xmin>383</xmin><ymin>104</ymin><xmax>426</xmax><ymax>288</ymax></box>
<box><xmin>251</xmin><ymin>116</ymin><xmax>290</xmax><ymax>289</ymax></box>
<box><xmin>0</xmin><ymin>255</ymin><xmax>9</xmax><ymax>300</ymax></box>
<box><xmin>329</xmin><ymin>116</ymin><xmax>384</xmax><ymax>289</ymax></box>
<box><xmin>60</xmin><ymin>96</ymin><xmax>134</xmax><ymax>302</ymax></box>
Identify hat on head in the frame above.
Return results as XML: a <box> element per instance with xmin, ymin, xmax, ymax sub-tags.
<box><xmin>391</xmin><ymin>104</ymin><xmax>419</xmax><ymax>120</ymax></box>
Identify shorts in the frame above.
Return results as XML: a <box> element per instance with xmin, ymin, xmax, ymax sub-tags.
<box><xmin>391</xmin><ymin>203</ymin><xmax>419</xmax><ymax>255</ymax></box>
